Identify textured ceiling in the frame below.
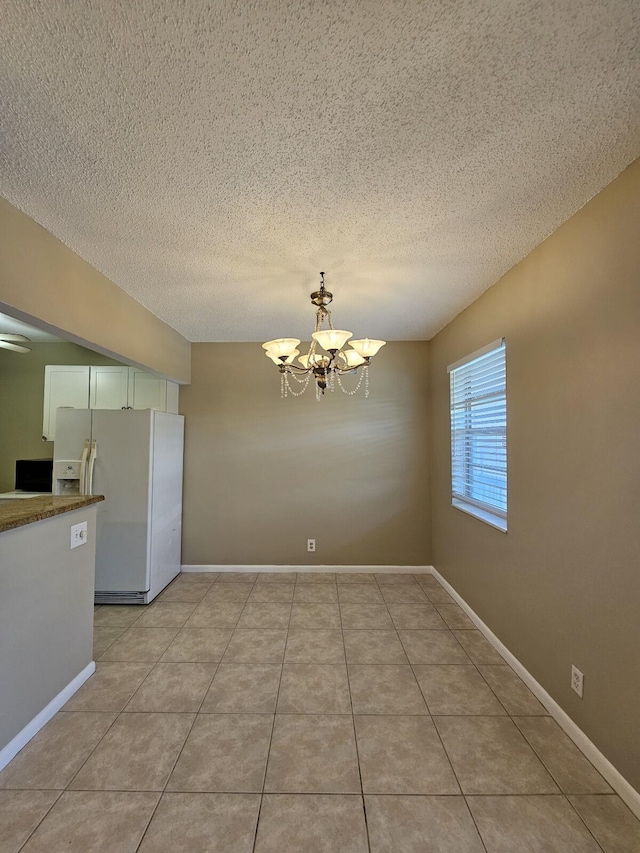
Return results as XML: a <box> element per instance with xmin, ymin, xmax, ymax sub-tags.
<box><xmin>1</xmin><ymin>1</ymin><xmax>639</xmax><ymax>342</ymax></box>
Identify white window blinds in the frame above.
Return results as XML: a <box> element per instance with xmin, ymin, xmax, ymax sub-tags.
<box><xmin>449</xmin><ymin>339</ymin><xmax>507</xmax><ymax>528</ymax></box>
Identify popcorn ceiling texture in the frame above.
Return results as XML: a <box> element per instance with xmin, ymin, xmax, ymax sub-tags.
<box><xmin>0</xmin><ymin>0</ymin><xmax>639</xmax><ymax>342</ymax></box>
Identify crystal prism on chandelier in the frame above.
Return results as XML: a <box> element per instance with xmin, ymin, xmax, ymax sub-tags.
<box><xmin>262</xmin><ymin>272</ymin><xmax>386</xmax><ymax>400</ymax></box>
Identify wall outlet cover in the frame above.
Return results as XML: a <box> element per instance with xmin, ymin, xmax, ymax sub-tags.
<box><xmin>571</xmin><ymin>664</ymin><xmax>584</xmax><ymax>698</ymax></box>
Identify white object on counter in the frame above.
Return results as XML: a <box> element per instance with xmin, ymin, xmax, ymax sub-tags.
<box><xmin>0</xmin><ymin>491</ymin><xmax>52</xmax><ymax>500</ymax></box>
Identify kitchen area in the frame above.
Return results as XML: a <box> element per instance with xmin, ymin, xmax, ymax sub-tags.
<box><xmin>0</xmin><ymin>311</ymin><xmax>184</xmax><ymax>603</ymax></box>
<box><xmin>0</xmin><ymin>311</ymin><xmax>186</xmax><ymax>772</ymax></box>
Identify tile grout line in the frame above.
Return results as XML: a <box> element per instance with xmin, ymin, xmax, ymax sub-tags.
<box><xmin>250</xmin><ymin>575</ymin><xmax>297</xmax><ymax>853</ymax></box>
<box><xmin>92</xmin><ymin>624</ymin><xmax>129</xmax><ymax>658</ymax></box>
<box><xmin>413</xmin><ymin>572</ymin><xmax>610</xmax><ymax>851</ymax></box>
<box><xmin>443</xmin><ymin>618</ymin><xmax>613</xmax><ymax>809</ymax></box>
<box><xmin>15</xmin><ymin>789</ymin><xmax>65</xmax><ymax>853</ymax></box>
<box><xmin>509</xmin><ymin>719</ymin><xmax>612</xmax><ymax>852</ymax></box>
<box><xmin>411</xmin><ymin>575</ymin><xmax>491</xmax><ymax>849</ymax></box>
<box><xmin>93</xmin><ymin>603</ymin><xmax>148</xmax><ymax>655</ymax></box>
<box><xmin>14</xmin><ymin>594</ymin><xmax>202</xmax><ymax>826</ymax></box>
<box><xmin>133</xmin><ymin>574</ymin><xmax>257</xmax><ymax>853</ymax></box>
<box><xmin>101</xmin><ymin>597</ymin><xmax>212</xmax><ymax>849</ymax></box>
<box><xmin>65</xmin><ymin>709</ymin><xmax>566</xmax><ymax>717</ymax></box>
<box><xmin>411</xmin><ymin>575</ymin><xmax>491</xmax><ymax>853</ymax></box>
<box><xmin>109</xmin><ymin>586</ymin><xmax>217</xmax><ymax>712</ymax></box>
<box><xmin>8</xmin><ymin>786</ymin><xmax>622</xmax><ymax>798</ymax></box>
<box><xmin>416</xmin><ymin>568</ymin><xmax>540</xmax><ymax>850</ymax></box>
<box><xmin>416</xmin><ymin>593</ymin><xmax>515</xmax><ymax>717</ymax></box>
<box><xmin>416</xmin><ymin>574</ymin><xmax>560</xmax><ymax>802</ymax></box>
<box><xmin>506</xmin><ymin>708</ymin><xmax>616</xmax><ymax>796</ymax></box>
<box><xmin>21</xmin><ymin>600</ymin><xmax>175</xmax><ymax>847</ymax></box>
<box><xmin>562</xmin><ymin>796</ymin><xmax>609</xmax><ymax>853</ymax></box>
<box><xmin>339</xmin><ymin>575</ymin><xmax>372</xmax><ymax>853</ymax></box>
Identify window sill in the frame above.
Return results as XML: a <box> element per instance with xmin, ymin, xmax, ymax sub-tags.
<box><xmin>452</xmin><ymin>499</ymin><xmax>507</xmax><ymax>533</ymax></box>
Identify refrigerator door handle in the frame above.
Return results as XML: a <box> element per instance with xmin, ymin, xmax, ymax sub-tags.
<box><xmin>79</xmin><ymin>440</ymin><xmax>90</xmax><ymax>496</ymax></box>
<box><xmin>87</xmin><ymin>440</ymin><xmax>98</xmax><ymax>496</ymax></box>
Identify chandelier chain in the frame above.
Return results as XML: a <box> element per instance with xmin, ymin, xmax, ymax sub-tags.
<box><xmin>287</xmin><ymin>369</ymin><xmax>311</xmax><ymax>385</ymax></box>
<box><xmin>336</xmin><ymin>364</ymin><xmax>369</xmax><ymax>397</ymax></box>
<box><xmin>282</xmin><ymin>371</ymin><xmax>312</xmax><ymax>397</ymax></box>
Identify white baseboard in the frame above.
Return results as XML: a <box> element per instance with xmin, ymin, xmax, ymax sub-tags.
<box><xmin>430</xmin><ymin>566</ymin><xmax>640</xmax><ymax>820</ymax></box>
<box><xmin>0</xmin><ymin>661</ymin><xmax>95</xmax><ymax>773</ymax></box>
<box><xmin>181</xmin><ymin>565</ymin><xmax>430</xmax><ymax>574</ymax></box>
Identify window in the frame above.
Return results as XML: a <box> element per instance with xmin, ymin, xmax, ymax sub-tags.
<box><xmin>448</xmin><ymin>339</ymin><xmax>507</xmax><ymax>531</ymax></box>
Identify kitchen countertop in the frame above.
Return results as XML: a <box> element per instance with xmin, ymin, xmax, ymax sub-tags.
<box><xmin>0</xmin><ymin>495</ymin><xmax>104</xmax><ymax>533</ymax></box>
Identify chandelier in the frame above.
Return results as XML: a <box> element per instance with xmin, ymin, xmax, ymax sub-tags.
<box><xmin>262</xmin><ymin>272</ymin><xmax>386</xmax><ymax>399</ymax></box>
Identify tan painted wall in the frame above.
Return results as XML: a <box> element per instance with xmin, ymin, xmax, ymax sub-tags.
<box><xmin>180</xmin><ymin>341</ymin><xmax>430</xmax><ymax>566</ymax></box>
<box><xmin>429</xmin><ymin>159</ymin><xmax>640</xmax><ymax>790</ymax></box>
<box><xmin>0</xmin><ymin>198</ymin><xmax>191</xmax><ymax>383</ymax></box>
<box><xmin>0</xmin><ymin>342</ymin><xmax>121</xmax><ymax>491</ymax></box>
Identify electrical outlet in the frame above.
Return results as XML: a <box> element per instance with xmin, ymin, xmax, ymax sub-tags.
<box><xmin>571</xmin><ymin>665</ymin><xmax>584</xmax><ymax>698</ymax></box>
<box><xmin>307</xmin><ymin>539</ymin><xmax>316</xmax><ymax>552</ymax></box>
<box><xmin>70</xmin><ymin>521</ymin><xmax>88</xmax><ymax>550</ymax></box>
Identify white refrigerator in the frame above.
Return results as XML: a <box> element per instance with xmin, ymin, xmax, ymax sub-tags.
<box><xmin>53</xmin><ymin>408</ymin><xmax>184</xmax><ymax>604</ymax></box>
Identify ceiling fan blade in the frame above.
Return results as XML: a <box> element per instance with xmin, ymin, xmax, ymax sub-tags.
<box><xmin>0</xmin><ymin>333</ymin><xmax>30</xmax><ymax>342</ymax></box>
<box><xmin>0</xmin><ymin>340</ymin><xmax>32</xmax><ymax>353</ymax></box>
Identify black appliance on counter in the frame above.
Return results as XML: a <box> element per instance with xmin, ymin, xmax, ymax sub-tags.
<box><xmin>15</xmin><ymin>459</ymin><xmax>53</xmax><ymax>492</ymax></box>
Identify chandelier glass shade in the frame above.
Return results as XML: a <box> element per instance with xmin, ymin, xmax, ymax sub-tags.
<box><xmin>263</xmin><ymin>272</ymin><xmax>386</xmax><ymax>399</ymax></box>
<box><xmin>311</xmin><ymin>328</ymin><xmax>353</xmax><ymax>353</ymax></box>
<box><xmin>265</xmin><ymin>348</ymin><xmax>300</xmax><ymax>365</ymax></box>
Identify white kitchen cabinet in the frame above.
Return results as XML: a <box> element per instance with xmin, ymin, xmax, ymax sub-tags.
<box><xmin>44</xmin><ymin>366</ymin><xmax>179</xmax><ymax>440</ymax></box>
<box><xmin>89</xmin><ymin>365</ymin><xmax>130</xmax><ymax>410</ymax></box>
<box><xmin>90</xmin><ymin>367</ymin><xmax>178</xmax><ymax>412</ymax></box>
<box><xmin>42</xmin><ymin>365</ymin><xmax>90</xmax><ymax>441</ymax></box>
<box><xmin>127</xmin><ymin>370</ymin><xmax>179</xmax><ymax>413</ymax></box>
<box><xmin>127</xmin><ymin>368</ymin><xmax>168</xmax><ymax>411</ymax></box>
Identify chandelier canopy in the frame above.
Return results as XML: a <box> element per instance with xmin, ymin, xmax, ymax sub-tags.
<box><xmin>263</xmin><ymin>272</ymin><xmax>386</xmax><ymax>399</ymax></box>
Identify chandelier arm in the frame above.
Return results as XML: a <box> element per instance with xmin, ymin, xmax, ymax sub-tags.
<box><xmin>282</xmin><ymin>364</ymin><xmax>312</xmax><ymax>374</ymax></box>
<box><xmin>333</xmin><ymin>357</ymin><xmax>371</xmax><ymax>375</ymax></box>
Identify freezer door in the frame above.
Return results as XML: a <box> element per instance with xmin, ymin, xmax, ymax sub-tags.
<box><xmin>148</xmin><ymin>411</ymin><xmax>184</xmax><ymax>599</ymax></box>
<box><xmin>91</xmin><ymin>409</ymin><xmax>153</xmax><ymax>593</ymax></box>
<box><xmin>52</xmin><ymin>410</ymin><xmax>93</xmax><ymax>495</ymax></box>
<box><xmin>53</xmin><ymin>409</ymin><xmax>92</xmax><ymax>463</ymax></box>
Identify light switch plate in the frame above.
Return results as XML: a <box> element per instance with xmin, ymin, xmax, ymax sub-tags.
<box><xmin>70</xmin><ymin>521</ymin><xmax>88</xmax><ymax>549</ymax></box>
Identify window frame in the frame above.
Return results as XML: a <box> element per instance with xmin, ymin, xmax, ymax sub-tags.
<box><xmin>448</xmin><ymin>338</ymin><xmax>507</xmax><ymax>533</ymax></box>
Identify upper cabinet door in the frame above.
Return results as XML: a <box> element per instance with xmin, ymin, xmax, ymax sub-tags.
<box><xmin>42</xmin><ymin>365</ymin><xmax>91</xmax><ymax>441</ymax></box>
<box><xmin>89</xmin><ymin>366</ymin><xmax>130</xmax><ymax>410</ymax></box>
<box><xmin>127</xmin><ymin>368</ymin><xmax>167</xmax><ymax>411</ymax></box>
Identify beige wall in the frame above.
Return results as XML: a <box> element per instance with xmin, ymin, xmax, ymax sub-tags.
<box><xmin>0</xmin><ymin>342</ymin><xmax>120</xmax><ymax>491</ymax></box>
<box><xmin>180</xmin><ymin>342</ymin><xmax>430</xmax><ymax>566</ymax></box>
<box><xmin>429</xmin><ymin>159</ymin><xmax>640</xmax><ymax>790</ymax></box>
<box><xmin>0</xmin><ymin>198</ymin><xmax>191</xmax><ymax>383</ymax></box>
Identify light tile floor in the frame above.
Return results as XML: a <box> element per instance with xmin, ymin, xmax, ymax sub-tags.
<box><xmin>1</xmin><ymin>572</ymin><xmax>639</xmax><ymax>852</ymax></box>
